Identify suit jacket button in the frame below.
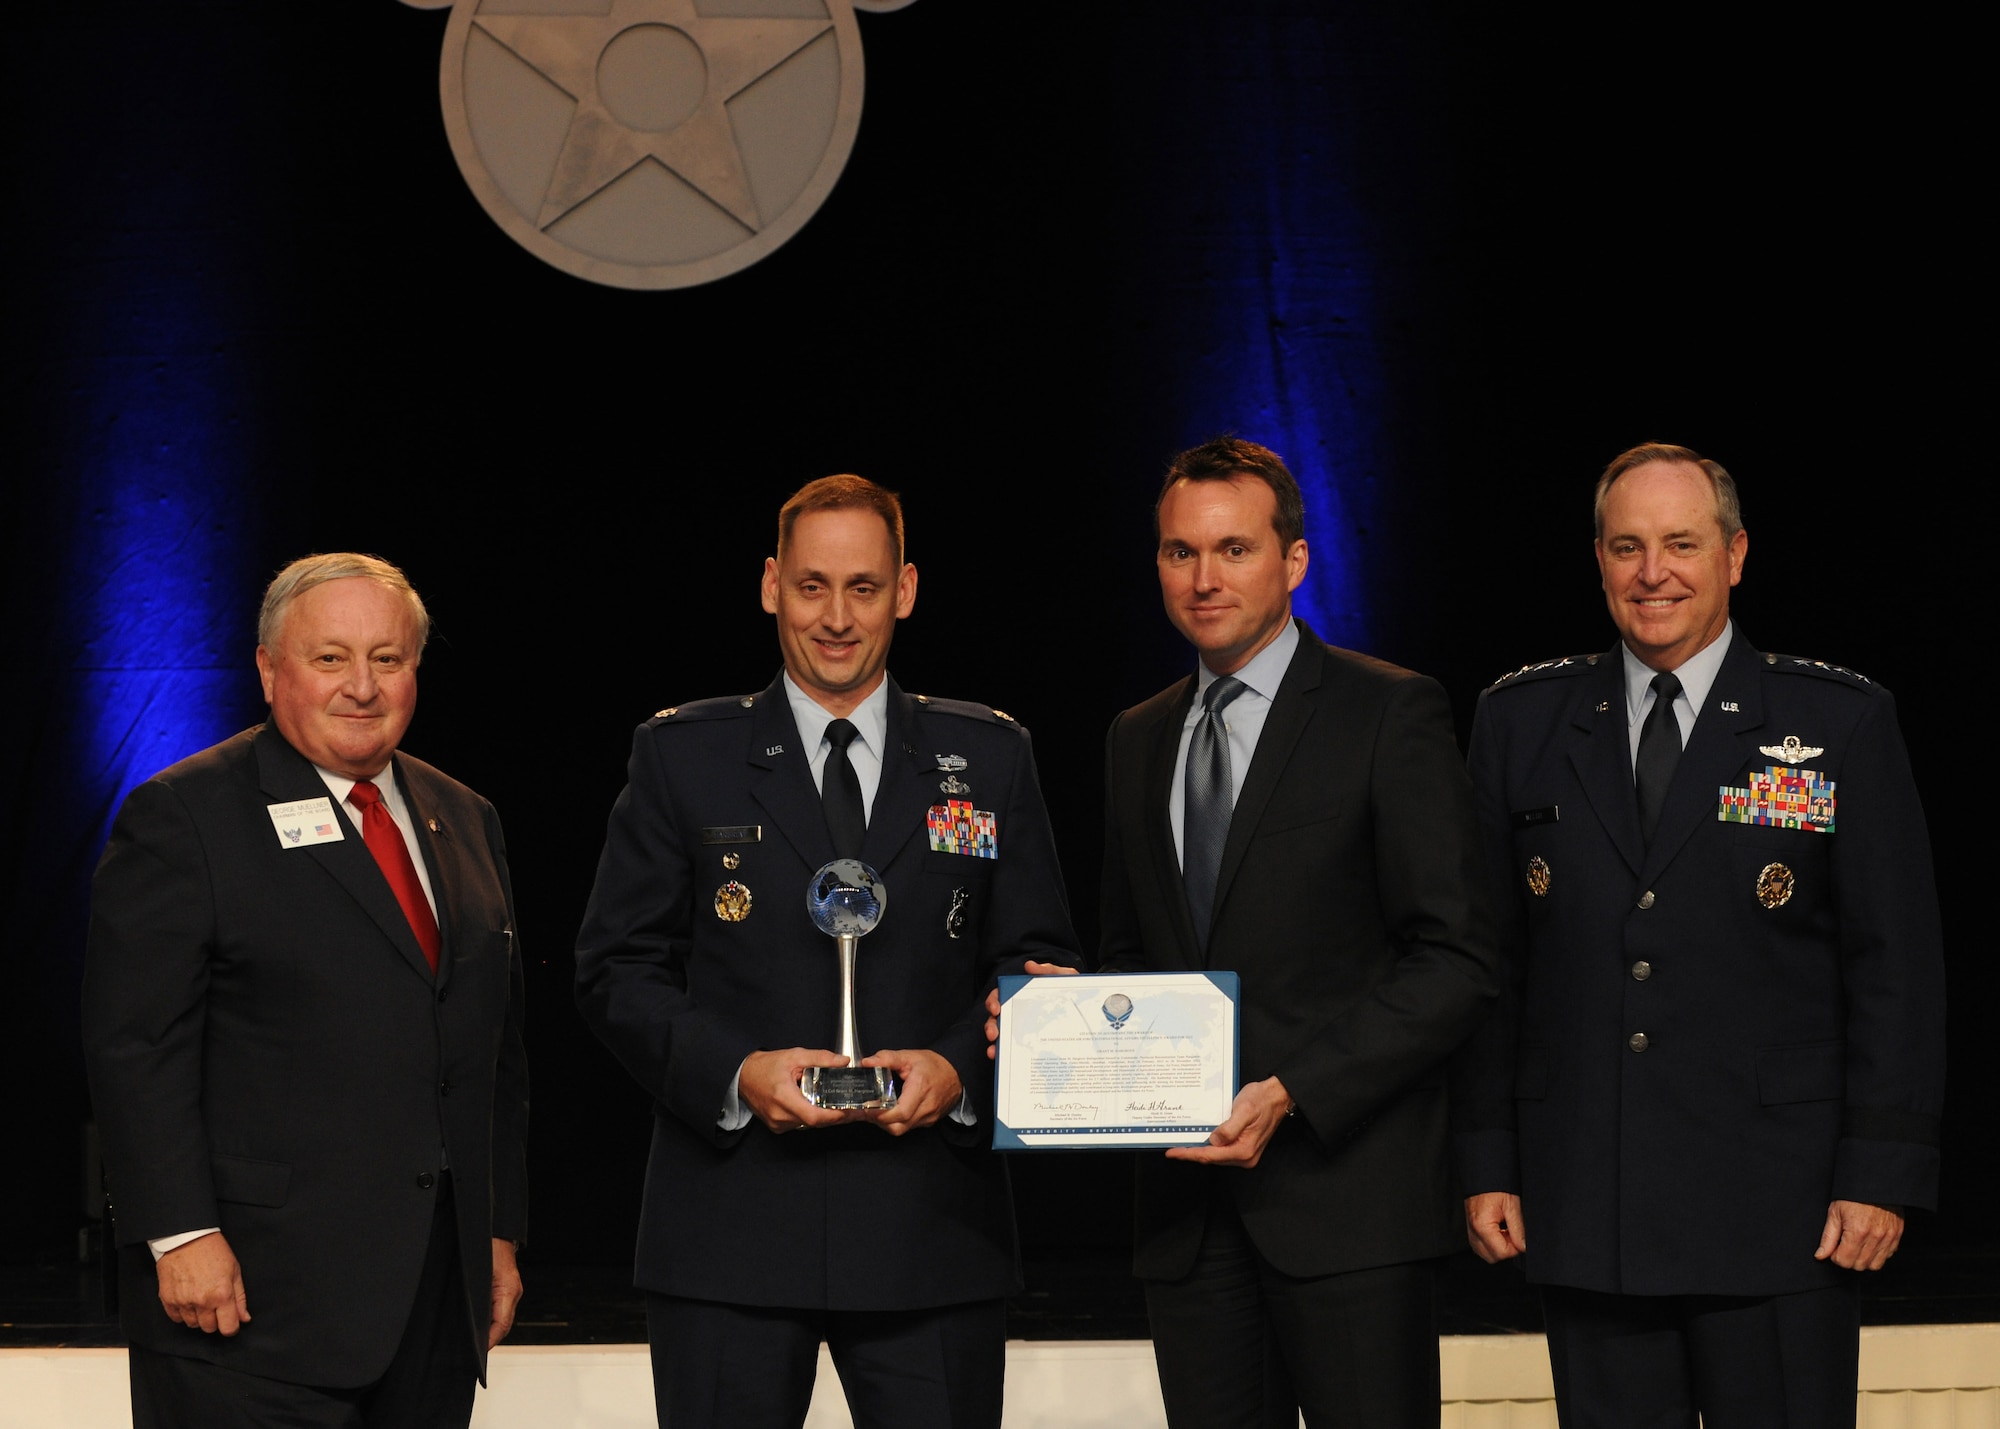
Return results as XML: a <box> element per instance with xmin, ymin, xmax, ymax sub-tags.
<box><xmin>1631</xmin><ymin>961</ymin><xmax>1652</xmax><ymax>981</ymax></box>
<box><xmin>1628</xmin><ymin>1032</ymin><xmax>1650</xmax><ymax>1052</ymax></box>
<box><xmin>436</xmin><ymin>989</ymin><xmax>448</xmax><ymax>1003</ymax></box>
<box><xmin>439</xmin><ymin>1080</ymin><xmax>452</xmax><ymax>1096</ymax></box>
<box><xmin>417</xmin><ymin>1171</ymin><xmax>436</xmax><ymax>1189</ymax></box>
<box><xmin>1637</xmin><ymin>891</ymin><xmax>1656</xmax><ymax>909</ymax></box>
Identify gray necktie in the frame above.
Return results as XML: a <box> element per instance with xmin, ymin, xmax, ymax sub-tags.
<box><xmin>1635</xmin><ymin>671</ymin><xmax>1684</xmax><ymax>846</ymax></box>
<box><xmin>1184</xmin><ymin>675</ymin><xmax>1248</xmax><ymax>948</ymax></box>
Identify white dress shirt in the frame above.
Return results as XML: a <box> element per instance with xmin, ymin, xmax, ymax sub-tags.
<box><xmin>1621</xmin><ymin>622</ymin><xmax>1734</xmax><ymax>771</ymax></box>
<box><xmin>1169</xmin><ymin>619</ymin><xmax>1300</xmax><ymax>868</ymax></box>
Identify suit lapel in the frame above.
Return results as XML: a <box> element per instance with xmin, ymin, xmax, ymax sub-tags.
<box><xmin>395</xmin><ymin>758</ymin><xmax>457</xmax><ymax>989</ymax></box>
<box><xmin>1640</xmin><ymin>634</ymin><xmax>1767</xmax><ymax>882</ymax></box>
<box><xmin>862</xmin><ymin>682</ymin><xmax>932</xmax><ymax>873</ymax></box>
<box><xmin>1207</xmin><ymin>630</ymin><xmax>1321</xmax><ymax>958</ymax></box>
<box><xmin>254</xmin><ymin>725</ymin><xmax>434</xmax><ymax>983</ymax></box>
<box><xmin>1144</xmin><ymin>677</ymin><xmax>1201</xmax><ymax>966</ymax></box>
<box><xmin>747</xmin><ymin>674</ymin><xmax>833</xmax><ymax>871</ymax></box>
<box><xmin>1567</xmin><ymin>650</ymin><xmax>1645</xmax><ymax>877</ymax></box>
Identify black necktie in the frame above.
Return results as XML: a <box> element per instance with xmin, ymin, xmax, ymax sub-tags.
<box><xmin>821</xmin><ymin>719</ymin><xmax>866</xmax><ymax>859</ymax></box>
<box><xmin>1183</xmin><ymin>675</ymin><xmax>1248</xmax><ymax>948</ymax></box>
<box><xmin>1635</xmin><ymin>671</ymin><xmax>1684</xmax><ymax>846</ymax></box>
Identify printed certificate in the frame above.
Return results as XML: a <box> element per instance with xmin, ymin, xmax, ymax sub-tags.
<box><xmin>992</xmin><ymin>971</ymin><xmax>1239</xmax><ymax>1150</ymax></box>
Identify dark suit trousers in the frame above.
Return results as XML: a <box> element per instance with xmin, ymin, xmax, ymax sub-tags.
<box><xmin>1541</xmin><ymin>1282</ymin><xmax>1860</xmax><ymax>1429</ymax></box>
<box><xmin>129</xmin><ymin>1180</ymin><xmax>479</xmax><ymax>1429</ymax></box>
<box><xmin>645</xmin><ymin>1293</ymin><xmax>1004</xmax><ymax>1429</ymax></box>
<box><xmin>1144</xmin><ymin>1197</ymin><xmax>1440</xmax><ymax>1429</ymax></box>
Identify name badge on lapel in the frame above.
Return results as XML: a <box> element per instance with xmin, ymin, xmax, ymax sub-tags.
<box><xmin>267</xmin><ymin>797</ymin><xmax>345</xmax><ymax>848</ymax></box>
<box><xmin>927</xmin><ymin>800</ymin><xmax>998</xmax><ymax>858</ymax></box>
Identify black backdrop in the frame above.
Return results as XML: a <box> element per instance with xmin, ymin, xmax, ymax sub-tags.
<box><xmin>2</xmin><ymin>1</ymin><xmax>1984</xmax><ymax>1288</ymax></box>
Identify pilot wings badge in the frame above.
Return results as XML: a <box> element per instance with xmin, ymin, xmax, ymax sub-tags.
<box><xmin>1758</xmin><ymin>734</ymin><xmax>1826</xmax><ymax>763</ymax></box>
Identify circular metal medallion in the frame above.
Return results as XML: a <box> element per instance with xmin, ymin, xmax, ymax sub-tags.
<box><xmin>1755</xmin><ymin>862</ymin><xmax>1794</xmax><ymax>909</ymax></box>
<box><xmin>722</xmin><ymin>851</ymin><xmax>741</xmax><ymax>870</ymax></box>
<box><xmin>1525</xmin><ymin>855</ymin><xmax>1551</xmax><ymax>898</ymax></box>
<box><xmin>714</xmin><ymin>880</ymin><xmax>753</xmax><ymax>922</ymax></box>
<box><xmin>440</xmin><ymin>0</ymin><xmax>865</xmax><ymax>290</ymax></box>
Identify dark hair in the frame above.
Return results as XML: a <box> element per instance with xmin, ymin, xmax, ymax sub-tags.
<box><xmin>1155</xmin><ymin>437</ymin><xmax>1306</xmax><ymax>546</ymax></box>
<box><xmin>1594</xmin><ymin>442</ymin><xmax>1742</xmax><ymax>539</ymax></box>
<box><xmin>777</xmin><ymin>474</ymin><xmax>906</xmax><ymax>562</ymax></box>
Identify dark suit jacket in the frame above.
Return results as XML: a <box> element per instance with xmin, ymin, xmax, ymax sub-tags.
<box><xmin>1452</xmin><ymin>635</ymin><xmax>1946</xmax><ymax>1296</ymax></box>
<box><xmin>574</xmin><ymin>673</ymin><xmax>1080</xmax><ymax>1311</ymax></box>
<box><xmin>1101</xmin><ymin>622</ymin><xmax>1501</xmax><ymax>1281</ymax></box>
<box><xmin>82</xmin><ymin>724</ymin><xmax>529</xmax><ymax>1386</ymax></box>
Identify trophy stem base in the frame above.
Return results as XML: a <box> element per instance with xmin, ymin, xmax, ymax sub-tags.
<box><xmin>801</xmin><ymin>1065</ymin><xmax>898</xmax><ymax>1111</ymax></box>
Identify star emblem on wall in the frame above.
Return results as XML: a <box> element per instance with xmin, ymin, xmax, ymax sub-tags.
<box><xmin>474</xmin><ymin>0</ymin><xmax>832</xmax><ymax>233</ymax></box>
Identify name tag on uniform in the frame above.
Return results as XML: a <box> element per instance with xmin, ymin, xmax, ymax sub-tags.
<box><xmin>267</xmin><ymin>797</ymin><xmax>345</xmax><ymax>847</ymax></box>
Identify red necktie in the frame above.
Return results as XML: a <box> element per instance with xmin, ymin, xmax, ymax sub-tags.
<box><xmin>349</xmin><ymin>779</ymin><xmax>441</xmax><ymax>972</ymax></box>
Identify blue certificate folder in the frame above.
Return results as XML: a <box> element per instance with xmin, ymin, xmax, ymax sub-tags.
<box><xmin>991</xmin><ymin>971</ymin><xmax>1241</xmax><ymax>1152</ymax></box>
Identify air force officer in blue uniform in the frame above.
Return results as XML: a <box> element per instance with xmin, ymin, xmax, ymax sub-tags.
<box><xmin>575</xmin><ymin>476</ymin><xmax>1080</xmax><ymax>1428</ymax></box>
<box><xmin>1453</xmin><ymin>444</ymin><xmax>1946</xmax><ymax>1427</ymax></box>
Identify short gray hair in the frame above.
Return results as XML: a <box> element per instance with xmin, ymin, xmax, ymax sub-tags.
<box><xmin>1593</xmin><ymin>442</ymin><xmax>1743</xmax><ymax>540</ymax></box>
<box><xmin>258</xmin><ymin>553</ymin><xmax>431</xmax><ymax>654</ymax></box>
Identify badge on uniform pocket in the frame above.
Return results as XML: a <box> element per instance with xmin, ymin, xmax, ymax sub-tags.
<box><xmin>1718</xmin><ymin>766</ymin><xmax>1836</xmax><ymax>832</ymax></box>
<box><xmin>927</xmin><ymin>800</ymin><xmax>997</xmax><ymax>858</ymax></box>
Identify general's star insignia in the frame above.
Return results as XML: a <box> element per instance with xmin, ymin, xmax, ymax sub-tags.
<box><xmin>1758</xmin><ymin>734</ymin><xmax>1825</xmax><ymax>763</ymax></box>
<box><xmin>474</xmin><ymin>0</ymin><xmax>831</xmax><ymax>233</ymax></box>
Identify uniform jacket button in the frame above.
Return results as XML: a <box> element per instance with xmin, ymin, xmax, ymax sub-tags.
<box><xmin>1628</xmin><ymin>1032</ymin><xmax>1650</xmax><ymax>1052</ymax></box>
<box><xmin>1637</xmin><ymin>891</ymin><xmax>1656</xmax><ymax>909</ymax></box>
<box><xmin>1631</xmin><ymin>961</ymin><xmax>1652</xmax><ymax>981</ymax></box>
<box><xmin>416</xmin><ymin>1171</ymin><xmax>436</xmax><ymax>1190</ymax></box>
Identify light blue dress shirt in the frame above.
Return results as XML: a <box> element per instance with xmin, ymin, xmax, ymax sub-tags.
<box><xmin>1621</xmin><ymin>621</ymin><xmax>1734</xmax><ymax>771</ymax></box>
<box><xmin>1169</xmin><ymin>619</ymin><xmax>1300</xmax><ymax>868</ymax></box>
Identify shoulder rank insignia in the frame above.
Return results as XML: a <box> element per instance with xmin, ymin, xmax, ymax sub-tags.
<box><xmin>1758</xmin><ymin>735</ymin><xmax>1825</xmax><ymax>762</ymax></box>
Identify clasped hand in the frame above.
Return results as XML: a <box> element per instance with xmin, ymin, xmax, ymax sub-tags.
<box><xmin>738</xmin><ymin>1047</ymin><xmax>961</xmax><ymax>1136</ymax></box>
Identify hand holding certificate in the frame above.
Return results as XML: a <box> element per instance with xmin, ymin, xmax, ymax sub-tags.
<box><xmin>991</xmin><ymin>972</ymin><xmax>1239</xmax><ymax>1149</ymax></box>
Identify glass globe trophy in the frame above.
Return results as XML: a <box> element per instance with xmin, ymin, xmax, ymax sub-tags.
<box><xmin>801</xmin><ymin>859</ymin><xmax>898</xmax><ymax>1110</ymax></box>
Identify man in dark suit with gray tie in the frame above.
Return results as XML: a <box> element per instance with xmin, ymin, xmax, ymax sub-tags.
<box><xmin>1091</xmin><ymin>438</ymin><xmax>1502</xmax><ymax>1426</ymax></box>
<box><xmin>1453</xmin><ymin>443</ymin><xmax>1946</xmax><ymax>1426</ymax></box>
<box><xmin>84</xmin><ymin>553</ymin><xmax>528</xmax><ymax>1429</ymax></box>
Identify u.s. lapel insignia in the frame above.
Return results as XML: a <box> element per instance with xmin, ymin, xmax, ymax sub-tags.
<box><xmin>1759</xmin><ymin>734</ymin><xmax>1825</xmax><ymax>762</ymax></box>
<box><xmin>1755</xmin><ymin>862</ymin><xmax>1794</xmax><ymax>909</ymax></box>
<box><xmin>945</xmin><ymin>886</ymin><xmax>969</xmax><ymax>939</ymax></box>
<box><xmin>722</xmin><ymin>852</ymin><xmax>741</xmax><ymax>871</ymax></box>
<box><xmin>714</xmin><ymin>881</ymin><xmax>752</xmax><ymax>922</ymax></box>
<box><xmin>1526</xmin><ymin>855</ymin><xmax>1552</xmax><ymax>898</ymax></box>
<box><xmin>940</xmin><ymin>774</ymin><xmax>971</xmax><ymax>796</ymax></box>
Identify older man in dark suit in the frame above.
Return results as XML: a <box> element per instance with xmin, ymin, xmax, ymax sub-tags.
<box><xmin>1454</xmin><ymin>443</ymin><xmax>1946</xmax><ymax>1426</ymax></box>
<box><xmin>575</xmin><ymin>475</ymin><xmax>1079</xmax><ymax>1429</ymax></box>
<box><xmin>1087</xmin><ymin>438</ymin><xmax>1500</xmax><ymax>1427</ymax></box>
<box><xmin>82</xmin><ymin>553</ymin><xmax>528</xmax><ymax>1429</ymax></box>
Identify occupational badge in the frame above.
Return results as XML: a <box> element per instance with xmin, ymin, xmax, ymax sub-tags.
<box><xmin>927</xmin><ymin>801</ymin><xmax>998</xmax><ymax>858</ymax></box>
<box><xmin>1759</xmin><ymin>735</ymin><xmax>1826</xmax><ymax>762</ymax></box>
<box><xmin>939</xmin><ymin>774</ymin><xmax>971</xmax><ymax>796</ymax></box>
<box><xmin>944</xmin><ymin>886</ymin><xmax>969</xmax><ymax>940</ymax></box>
<box><xmin>1525</xmin><ymin>855</ymin><xmax>1552</xmax><ymax>898</ymax></box>
<box><xmin>714</xmin><ymin>880</ymin><xmax>753</xmax><ymax>921</ymax></box>
<box><xmin>1718</xmin><ymin>767</ymin><xmax>1836</xmax><ymax>832</ymax></box>
<box><xmin>1755</xmin><ymin>862</ymin><xmax>1794</xmax><ymax>909</ymax></box>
